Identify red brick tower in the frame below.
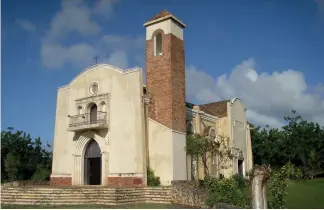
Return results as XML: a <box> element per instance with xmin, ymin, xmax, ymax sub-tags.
<box><xmin>144</xmin><ymin>10</ymin><xmax>187</xmax><ymax>134</ymax></box>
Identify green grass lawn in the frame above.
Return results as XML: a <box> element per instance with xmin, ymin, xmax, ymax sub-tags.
<box><xmin>285</xmin><ymin>178</ymin><xmax>324</xmax><ymax>209</ymax></box>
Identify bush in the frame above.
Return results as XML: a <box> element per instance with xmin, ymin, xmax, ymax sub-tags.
<box><xmin>232</xmin><ymin>174</ymin><xmax>247</xmax><ymax>190</ymax></box>
<box><xmin>204</xmin><ymin>175</ymin><xmax>250</xmax><ymax>208</ymax></box>
<box><xmin>31</xmin><ymin>167</ymin><xmax>51</xmax><ymax>181</ymax></box>
<box><xmin>268</xmin><ymin>167</ymin><xmax>288</xmax><ymax>209</ymax></box>
<box><xmin>147</xmin><ymin>167</ymin><xmax>160</xmax><ymax>186</ymax></box>
<box><xmin>281</xmin><ymin>162</ymin><xmax>303</xmax><ymax>180</ymax></box>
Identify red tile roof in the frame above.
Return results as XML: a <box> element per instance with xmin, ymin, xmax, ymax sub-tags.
<box><xmin>147</xmin><ymin>9</ymin><xmax>172</xmax><ymax>22</ymax></box>
<box><xmin>199</xmin><ymin>100</ymin><xmax>230</xmax><ymax>118</ymax></box>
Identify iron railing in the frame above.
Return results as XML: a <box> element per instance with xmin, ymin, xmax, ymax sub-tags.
<box><xmin>68</xmin><ymin>111</ymin><xmax>107</xmax><ymax>128</ymax></box>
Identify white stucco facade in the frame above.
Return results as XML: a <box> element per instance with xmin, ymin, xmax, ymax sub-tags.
<box><xmin>147</xmin><ymin>119</ymin><xmax>187</xmax><ymax>185</ymax></box>
<box><xmin>229</xmin><ymin>98</ymin><xmax>253</xmax><ymax>176</ymax></box>
<box><xmin>51</xmin><ymin>65</ymin><xmax>146</xmax><ymax>185</ymax></box>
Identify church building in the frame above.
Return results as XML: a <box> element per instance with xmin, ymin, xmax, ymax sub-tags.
<box><xmin>50</xmin><ymin>10</ymin><xmax>253</xmax><ymax>187</ymax></box>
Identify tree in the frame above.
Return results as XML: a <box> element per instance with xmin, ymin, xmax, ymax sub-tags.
<box><xmin>4</xmin><ymin>153</ymin><xmax>20</xmax><ymax>182</ymax></box>
<box><xmin>1</xmin><ymin>128</ymin><xmax>52</xmax><ymax>183</ymax></box>
<box><xmin>185</xmin><ymin>133</ymin><xmax>234</xmax><ymax>179</ymax></box>
<box><xmin>251</xmin><ymin>110</ymin><xmax>324</xmax><ymax>178</ymax></box>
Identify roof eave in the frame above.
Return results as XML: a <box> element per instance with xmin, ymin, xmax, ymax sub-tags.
<box><xmin>143</xmin><ymin>15</ymin><xmax>186</xmax><ymax>28</ymax></box>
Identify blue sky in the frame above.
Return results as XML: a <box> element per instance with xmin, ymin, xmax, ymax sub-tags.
<box><xmin>2</xmin><ymin>0</ymin><xmax>324</xmax><ymax>144</ymax></box>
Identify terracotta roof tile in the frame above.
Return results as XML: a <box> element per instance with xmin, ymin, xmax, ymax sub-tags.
<box><xmin>147</xmin><ymin>9</ymin><xmax>172</xmax><ymax>22</ymax></box>
<box><xmin>199</xmin><ymin>100</ymin><xmax>230</xmax><ymax>118</ymax></box>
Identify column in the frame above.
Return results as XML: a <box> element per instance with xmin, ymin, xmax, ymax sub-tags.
<box><xmin>73</xmin><ymin>154</ymin><xmax>82</xmax><ymax>186</ymax></box>
<box><xmin>101</xmin><ymin>151</ymin><xmax>109</xmax><ymax>186</ymax></box>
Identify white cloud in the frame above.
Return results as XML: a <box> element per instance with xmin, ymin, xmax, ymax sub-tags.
<box><xmin>42</xmin><ymin>43</ymin><xmax>96</xmax><ymax>69</ymax></box>
<box><xmin>316</xmin><ymin>0</ymin><xmax>324</xmax><ymax>13</ymax></box>
<box><xmin>15</xmin><ymin>19</ymin><xmax>36</xmax><ymax>33</ymax></box>
<box><xmin>92</xmin><ymin>0</ymin><xmax>120</xmax><ymax>18</ymax></box>
<box><xmin>106</xmin><ymin>51</ymin><xmax>128</xmax><ymax>69</ymax></box>
<box><xmin>41</xmin><ymin>0</ymin><xmax>144</xmax><ymax>70</ymax></box>
<box><xmin>45</xmin><ymin>0</ymin><xmax>101</xmax><ymax>42</ymax></box>
<box><xmin>186</xmin><ymin>58</ymin><xmax>324</xmax><ymax>128</ymax></box>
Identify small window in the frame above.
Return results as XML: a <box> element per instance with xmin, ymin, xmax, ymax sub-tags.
<box><xmin>187</xmin><ymin>122</ymin><xmax>194</xmax><ymax>135</ymax></box>
<box><xmin>238</xmin><ymin>159</ymin><xmax>244</xmax><ymax>176</ymax></box>
<box><xmin>100</xmin><ymin>101</ymin><xmax>106</xmax><ymax>113</ymax></box>
<box><xmin>77</xmin><ymin>106</ymin><xmax>83</xmax><ymax>115</ymax></box>
<box><xmin>154</xmin><ymin>33</ymin><xmax>162</xmax><ymax>56</ymax></box>
<box><xmin>209</xmin><ymin>128</ymin><xmax>216</xmax><ymax>140</ymax></box>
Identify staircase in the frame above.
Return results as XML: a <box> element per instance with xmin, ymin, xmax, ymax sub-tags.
<box><xmin>1</xmin><ymin>186</ymin><xmax>172</xmax><ymax>206</ymax></box>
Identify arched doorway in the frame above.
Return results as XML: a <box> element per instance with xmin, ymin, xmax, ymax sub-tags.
<box><xmin>84</xmin><ymin>139</ymin><xmax>101</xmax><ymax>185</ymax></box>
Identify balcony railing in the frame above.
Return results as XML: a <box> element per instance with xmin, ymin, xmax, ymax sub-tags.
<box><xmin>68</xmin><ymin>111</ymin><xmax>107</xmax><ymax>131</ymax></box>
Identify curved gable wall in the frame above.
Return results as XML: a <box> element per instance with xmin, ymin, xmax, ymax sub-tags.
<box><xmin>229</xmin><ymin>98</ymin><xmax>249</xmax><ymax>175</ymax></box>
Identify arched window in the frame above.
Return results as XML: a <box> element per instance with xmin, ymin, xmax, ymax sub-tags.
<box><xmin>209</xmin><ymin>128</ymin><xmax>216</xmax><ymax>140</ymax></box>
<box><xmin>77</xmin><ymin>106</ymin><xmax>83</xmax><ymax>115</ymax></box>
<box><xmin>154</xmin><ymin>32</ymin><xmax>162</xmax><ymax>56</ymax></box>
<box><xmin>100</xmin><ymin>101</ymin><xmax>106</xmax><ymax>113</ymax></box>
<box><xmin>89</xmin><ymin>104</ymin><xmax>97</xmax><ymax>123</ymax></box>
<box><xmin>187</xmin><ymin>123</ymin><xmax>194</xmax><ymax>135</ymax></box>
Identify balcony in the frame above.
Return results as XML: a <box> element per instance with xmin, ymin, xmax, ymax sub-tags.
<box><xmin>67</xmin><ymin>111</ymin><xmax>108</xmax><ymax>132</ymax></box>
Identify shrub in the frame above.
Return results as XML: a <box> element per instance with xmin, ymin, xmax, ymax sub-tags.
<box><xmin>147</xmin><ymin>167</ymin><xmax>160</xmax><ymax>186</ymax></box>
<box><xmin>204</xmin><ymin>175</ymin><xmax>250</xmax><ymax>208</ymax></box>
<box><xmin>268</xmin><ymin>167</ymin><xmax>288</xmax><ymax>209</ymax></box>
<box><xmin>31</xmin><ymin>167</ymin><xmax>51</xmax><ymax>181</ymax></box>
<box><xmin>232</xmin><ymin>174</ymin><xmax>247</xmax><ymax>190</ymax></box>
<box><xmin>281</xmin><ymin>162</ymin><xmax>303</xmax><ymax>180</ymax></box>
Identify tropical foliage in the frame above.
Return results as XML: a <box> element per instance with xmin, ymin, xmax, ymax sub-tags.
<box><xmin>185</xmin><ymin>134</ymin><xmax>233</xmax><ymax>178</ymax></box>
<box><xmin>1</xmin><ymin>128</ymin><xmax>52</xmax><ymax>183</ymax></box>
<box><xmin>251</xmin><ymin>110</ymin><xmax>324</xmax><ymax>178</ymax></box>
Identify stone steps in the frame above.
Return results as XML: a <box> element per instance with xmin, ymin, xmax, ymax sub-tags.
<box><xmin>1</xmin><ymin>194</ymin><xmax>171</xmax><ymax>199</ymax></box>
<box><xmin>1</xmin><ymin>187</ymin><xmax>172</xmax><ymax>206</ymax></box>
<box><xmin>1</xmin><ymin>201</ymin><xmax>172</xmax><ymax>206</ymax></box>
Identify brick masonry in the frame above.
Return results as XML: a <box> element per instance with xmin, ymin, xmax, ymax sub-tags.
<box><xmin>107</xmin><ymin>177</ymin><xmax>143</xmax><ymax>187</ymax></box>
<box><xmin>146</xmin><ymin>31</ymin><xmax>186</xmax><ymax>134</ymax></box>
<box><xmin>50</xmin><ymin>177</ymin><xmax>72</xmax><ymax>186</ymax></box>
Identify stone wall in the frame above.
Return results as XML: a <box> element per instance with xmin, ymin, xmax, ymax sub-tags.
<box><xmin>171</xmin><ymin>181</ymin><xmax>207</xmax><ymax>208</ymax></box>
<box><xmin>171</xmin><ymin>181</ymin><xmax>242</xmax><ymax>209</ymax></box>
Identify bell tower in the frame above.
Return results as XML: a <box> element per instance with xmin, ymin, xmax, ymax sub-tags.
<box><xmin>144</xmin><ymin>9</ymin><xmax>186</xmax><ymax>134</ymax></box>
<box><xmin>144</xmin><ymin>10</ymin><xmax>187</xmax><ymax>184</ymax></box>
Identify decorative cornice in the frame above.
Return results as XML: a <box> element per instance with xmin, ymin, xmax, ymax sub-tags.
<box><xmin>75</xmin><ymin>93</ymin><xmax>109</xmax><ymax>104</ymax></box>
<box><xmin>144</xmin><ymin>14</ymin><xmax>186</xmax><ymax>28</ymax></box>
<box><xmin>199</xmin><ymin>111</ymin><xmax>218</xmax><ymax>123</ymax></box>
<box><xmin>186</xmin><ymin>108</ymin><xmax>218</xmax><ymax>123</ymax></box>
<box><xmin>186</xmin><ymin>107</ymin><xmax>198</xmax><ymax>118</ymax></box>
